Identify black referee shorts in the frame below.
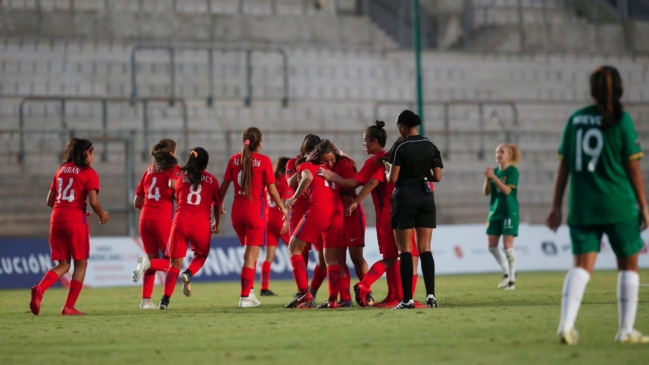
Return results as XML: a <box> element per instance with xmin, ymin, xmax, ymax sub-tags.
<box><xmin>390</xmin><ymin>186</ymin><xmax>436</xmax><ymax>230</ymax></box>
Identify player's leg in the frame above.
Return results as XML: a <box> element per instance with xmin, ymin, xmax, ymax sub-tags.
<box><xmin>336</xmin><ymin>248</ymin><xmax>354</xmax><ymax>307</ymax></box>
<box><xmin>318</xmin><ymin>247</ymin><xmax>342</xmax><ymax>309</ymax></box>
<box><xmin>285</xmin><ymin>234</ymin><xmax>312</xmax><ymax>308</ymax></box>
<box><xmin>159</xmin><ymin>225</ymin><xmax>186</xmax><ymax>310</ymax></box>
<box><xmin>393</xmin><ymin>228</ymin><xmax>415</xmax><ymax>309</ymax></box>
<box><xmin>239</xmin><ymin>245</ymin><xmax>261</xmax><ymax>307</ymax></box>
<box><xmin>31</xmin><ymin>223</ymin><xmax>73</xmax><ymax>315</ymax></box>
<box><xmin>308</xmin><ymin>237</ymin><xmax>326</xmax><ymax>302</ymax></box>
<box><xmin>502</xmin><ymin>235</ymin><xmax>516</xmax><ymax>290</ymax></box>
<box><xmin>415</xmin><ymin>226</ymin><xmax>437</xmax><ymax>308</ymax></box>
<box><xmin>61</xmin><ymin>258</ymin><xmax>87</xmax><ymax>315</ymax></box>
<box><xmin>261</xmin><ymin>245</ymin><xmax>277</xmax><ymax>295</ymax></box>
<box><xmin>487</xmin><ymin>221</ymin><xmax>510</xmax><ymax>288</ymax></box>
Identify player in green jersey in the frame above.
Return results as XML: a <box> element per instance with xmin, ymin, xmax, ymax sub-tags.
<box><xmin>546</xmin><ymin>66</ymin><xmax>649</xmax><ymax>345</ymax></box>
<box><xmin>483</xmin><ymin>143</ymin><xmax>521</xmax><ymax>290</ymax></box>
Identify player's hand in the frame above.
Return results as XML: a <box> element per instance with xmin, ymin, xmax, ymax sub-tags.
<box><xmin>640</xmin><ymin>205</ymin><xmax>649</xmax><ymax>231</ymax></box>
<box><xmin>285</xmin><ymin>196</ymin><xmax>297</xmax><ymax>209</ymax></box>
<box><xmin>484</xmin><ymin>167</ymin><xmax>495</xmax><ymax>179</ymax></box>
<box><xmin>545</xmin><ymin>207</ymin><xmax>561</xmax><ymax>232</ymax></box>
<box><xmin>317</xmin><ymin>167</ymin><xmax>332</xmax><ymax>181</ymax></box>
<box><xmin>305</xmin><ymin>150</ymin><xmax>318</xmax><ymax>162</ymax></box>
<box><xmin>86</xmin><ymin>211</ymin><xmax>93</xmax><ymax>217</ymax></box>
<box><xmin>211</xmin><ymin>222</ymin><xmax>220</xmax><ymax>234</ymax></box>
<box><xmin>99</xmin><ymin>211</ymin><xmax>109</xmax><ymax>224</ymax></box>
<box><xmin>345</xmin><ymin>202</ymin><xmax>358</xmax><ymax>217</ymax></box>
<box><xmin>220</xmin><ymin>203</ymin><xmax>226</xmax><ymax>214</ymax></box>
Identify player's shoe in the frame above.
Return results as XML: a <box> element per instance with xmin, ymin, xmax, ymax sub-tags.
<box><xmin>308</xmin><ymin>287</ymin><xmax>318</xmax><ymax>305</ymax></box>
<box><xmin>558</xmin><ymin>328</ymin><xmax>579</xmax><ymax>345</ymax></box>
<box><xmin>239</xmin><ymin>296</ymin><xmax>261</xmax><ymax>308</ymax></box>
<box><xmin>260</xmin><ymin>289</ymin><xmax>277</xmax><ymax>296</ymax></box>
<box><xmin>61</xmin><ymin>306</ymin><xmax>85</xmax><ymax>315</ymax></box>
<box><xmin>426</xmin><ymin>294</ymin><xmax>439</xmax><ymax>308</ymax></box>
<box><xmin>615</xmin><ymin>329</ymin><xmax>649</xmax><ymax>344</ymax></box>
<box><xmin>286</xmin><ymin>291</ymin><xmax>313</xmax><ymax>309</ymax></box>
<box><xmin>504</xmin><ymin>281</ymin><xmax>516</xmax><ymax>290</ymax></box>
<box><xmin>337</xmin><ymin>299</ymin><xmax>353</xmax><ymax>308</ymax></box>
<box><xmin>30</xmin><ymin>285</ymin><xmax>43</xmax><ymax>315</ymax></box>
<box><xmin>413</xmin><ymin>300</ymin><xmax>427</xmax><ymax>309</ymax></box>
<box><xmin>248</xmin><ymin>292</ymin><xmax>262</xmax><ymax>305</ymax></box>
<box><xmin>497</xmin><ymin>274</ymin><xmax>510</xmax><ymax>289</ymax></box>
<box><xmin>159</xmin><ymin>295</ymin><xmax>170</xmax><ymax>310</ymax></box>
<box><xmin>180</xmin><ymin>271</ymin><xmax>192</xmax><ymax>297</ymax></box>
<box><xmin>374</xmin><ymin>296</ymin><xmax>399</xmax><ymax>308</ymax></box>
<box><xmin>140</xmin><ymin>298</ymin><xmax>158</xmax><ymax>310</ymax></box>
<box><xmin>132</xmin><ymin>256</ymin><xmax>151</xmax><ymax>283</ymax></box>
<box><xmin>317</xmin><ymin>300</ymin><xmax>338</xmax><ymax>309</ymax></box>
<box><xmin>354</xmin><ymin>282</ymin><xmax>371</xmax><ymax>307</ymax></box>
<box><xmin>392</xmin><ymin>300</ymin><xmax>415</xmax><ymax>310</ymax></box>
<box><xmin>297</xmin><ymin>300</ymin><xmax>316</xmax><ymax>309</ymax></box>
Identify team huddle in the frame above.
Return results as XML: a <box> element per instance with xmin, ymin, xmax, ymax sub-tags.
<box><xmin>26</xmin><ymin>65</ymin><xmax>649</xmax><ymax>344</ymax></box>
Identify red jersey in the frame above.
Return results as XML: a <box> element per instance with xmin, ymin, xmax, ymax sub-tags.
<box><xmin>223</xmin><ymin>152</ymin><xmax>275</xmax><ymax>217</ymax></box>
<box><xmin>286</xmin><ymin>157</ymin><xmax>309</xmax><ymax>228</ymax></box>
<box><xmin>173</xmin><ymin>171</ymin><xmax>220</xmax><ymax>226</ymax></box>
<box><xmin>355</xmin><ymin>152</ymin><xmax>390</xmax><ymax>214</ymax></box>
<box><xmin>266</xmin><ymin>173</ymin><xmax>293</xmax><ymax>222</ymax></box>
<box><xmin>331</xmin><ymin>157</ymin><xmax>358</xmax><ymax>197</ymax></box>
<box><xmin>135</xmin><ymin>165</ymin><xmax>181</xmax><ymax>221</ymax></box>
<box><xmin>49</xmin><ymin>162</ymin><xmax>100</xmax><ymax>223</ymax></box>
<box><xmin>297</xmin><ymin>162</ymin><xmax>339</xmax><ymax>210</ymax></box>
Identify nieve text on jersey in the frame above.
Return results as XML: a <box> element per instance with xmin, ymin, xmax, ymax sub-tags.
<box><xmin>573</xmin><ymin>115</ymin><xmax>601</xmax><ymax>126</ymax></box>
<box><xmin>59</xmin><ymin>166</ymin><xmax>81</xmax><ymax>174</ymax></box>
<box><xmin>182</xmin><ymin>175</ymin><xmax>214</xmax><ymax>184</ymax></box>
<box><xmin>233</xmin><ymin>158</ymin><xmax>262</xmax><ymax>167</ymax></box>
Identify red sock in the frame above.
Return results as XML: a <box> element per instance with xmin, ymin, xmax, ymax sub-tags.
<box><xmin>64</xmin><ymin>279</ymin><xmax>83</xmax><ymax>308</ymax></box>
<box><xmin>150</xmin><ymin>258</ymin><xmax>169</xmax><ymax>272</ymax></box>
<box><xmin>326</xmin><ymin>265</ymin><xmax>341</xmax><ymax>301</ymax></box>
<box><xmin>142</xmin><ymin>270</ymin><xmax>156</xmax><ymax>299</ymax></box>
<box><xmin>362</xmin><ymin>261</ymin><xmax>386</xmax><ymax>288</ymax></box>
<box><xmin>187</xmin><ymin>255</ymin><xmax>207</xmax><ymax>275</ymax></box>
<box><xmin>394</xmin><ymin>260</ymin><xmax>403</xmax><ymax>300</ymax></box>
<box><xmin>310</xmin><ymin>264</ymin><xmax>327</xmax><ymax>291</ymax></box>
<box><xmin>412</xmin><ymin>274</ymin><xmax>418</xmax><ymax>298</ymax></box>
<box><xmin>240</xmin><ymin>267</ymin><xmax>255</xmax><ymax>297</ymax></box>
<box><xmin>163</xmin><ymin>267</ymin><xmax>180</xmax><ymax>297</ymax></box>
<box><xmin>340</xmin><ymin>265</ymin><xmax>352</xmax><ymax>301</ymax></box>
<box><xmin>38</xmin><ymin>270</ymin><xmax>60</xmax><ymax>292</ymax></box>
<box><xmin>261</xmin><ymin>261</ymin><xmax>272</xmax><ymax>291</ymax></box>
<box><xmin>290</xmin><ymin>255</ymin><xmax>309</xmax><ymax>292</ymax></box>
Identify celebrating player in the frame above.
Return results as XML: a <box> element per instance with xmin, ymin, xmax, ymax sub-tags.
<box><xmin>260</xmin><ymin>157</ymin><xmax>293</xmax><ymax>296</ymax></box>
<box><xmin>132</xmin><ymin>139</ymin><xmax>180</xmax><ymax>309</ymax></box>
<box><xmin>30</xmin><ymin>138</ymin><xmax>109</xmax><ymax>316</ymax></box>
<box><xmin>220</xmin><ymin>127</ymin><xmax>288</xmax><ymax>308</ymax></box>
<box><xmin>483</xmin><ymin>143</ymin><xmax>521</xmax><ymax>290</ymax></box>
<box><xmin>159</xmin><ymin>147</ymin><xmax>221</xmax><ymax>310</ymax></box>
<box><xmin>547</xmin><ymin>66</ymin><xmax>649</xmax><ymax>344</ymax></box>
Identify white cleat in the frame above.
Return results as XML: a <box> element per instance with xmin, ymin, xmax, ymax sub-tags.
<box><xmin>180</xmin><ymin>272</ymin><xmax>192</xmax><ymax>297</ymax></box>
<box><xmin>504</xmin><ymin>281</ymin><xmax>516</xmax><ymax>291</ymax></box>
<box><xmin>133</xmin><ymin>256</ymin><xmax>151</xmax><ymax>283</ymax></box>
<box><xmin>140</xmin><ymin>298</ymin><xmax>158</xmax><ymax>310</ymax></box>
<box><xmin>239</xmin><ymin>296</ymin><xmax>261</xmax><ymax>308</ymax></box>
<box><xmin>248</xmin><ymin>292</ymin><xmax>262</xmax><ymax>306</ymax></box>
<box><xmin>615</xmin><ymin>329</ymin><xmax>649</xmax><ymax>344</ymax></box>
<box><xmin>498</xmin><ymin>275</ymin><xmax>510</xmax><ymax>289</ymax></box>
<box><xmin>558</xmin><ymin>328</ymin><xmax>579</xmax><ymax>345</ymax></box>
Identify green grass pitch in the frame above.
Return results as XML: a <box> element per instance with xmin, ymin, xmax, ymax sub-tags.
<box><xmin>2</xmin><ymin>271</ymin><xmax>648</xmax><ymax>365</ymax></box>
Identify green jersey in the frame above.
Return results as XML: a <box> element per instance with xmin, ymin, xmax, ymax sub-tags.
<box><xmin>558</xmin><ymin>105</ymin><xmax>643</xmax><ymax>226</ymax></box>
<box><xmin>488</xmin><ymin>165</ymin><xmax>519</xmax><ymax>220</ymax></box>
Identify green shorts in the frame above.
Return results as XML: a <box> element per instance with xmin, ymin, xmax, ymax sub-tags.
<box><xmin>486</xmin><ymin>217</ymin><xmax>519</xmax><ymax>237</ymax></box>
<box><xmin>569</xmin><ymin>216</ymin><xmax>644</xmax><ymax>258</ymax></box>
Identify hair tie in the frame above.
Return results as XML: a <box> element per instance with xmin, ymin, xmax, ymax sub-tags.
<box><xmin>190</xmin><ymin>150</ymin><xmax>198</xmax><ymax>158</ymax></box>
<box><xmin>84</xmin><ymin>145</ymin><xmax>94</xmax><ymax>155</ymax></box>
<box><xmin>244</xmin><ymin>140</ymin><xmax>251</xmax><ymax>146</ymax></box>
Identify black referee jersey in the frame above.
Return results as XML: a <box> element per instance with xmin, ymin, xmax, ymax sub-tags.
<box><xmin>390</xmin><ymin>135</ymin><xmax>444</xmax><ymax>187</ymax></box>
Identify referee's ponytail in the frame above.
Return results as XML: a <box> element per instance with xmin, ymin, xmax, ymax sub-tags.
<box><xmin>396</xmin><ymin>110</ymin><xmax>421</xmax><ymax>129</ymax></box>
<box><xmin>590</xmin><ymin>66</ymin><xmax>623</xmax><ymax>128</ymax></box>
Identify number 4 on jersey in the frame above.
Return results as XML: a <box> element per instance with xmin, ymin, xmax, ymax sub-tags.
<box><xmin>148</xmin><ymin>177</ymin><xmax>161</xmax><ymax>201</ymax></box>
<box><xmin>57</xmin><ymin>178</ymin><xmax>75</xmax><ymax>203</ymax></box>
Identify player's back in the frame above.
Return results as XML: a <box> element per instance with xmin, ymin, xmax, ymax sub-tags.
<box><xmin>175</xmin><ymin>171</ymin><xmax>220</xmax><ymax>226</ymax></box>
<box><xmin>50</xmin><ymin>162</ymin><xmax>100</xmax><ymax>223</ymax></box>
<box><xmin>225</xmin><ymin>152</ymin><xmax>275</xmax><ymax>214</ymax></box>
<box><xmin>137</xmin><ymin>165</ymin><xmax>180</xmax><ymax>221</ymax></box>
<box><xmin>299</xmin><ymin>162</ymin><xmax>339</xmax><ymax>210</ymax></box>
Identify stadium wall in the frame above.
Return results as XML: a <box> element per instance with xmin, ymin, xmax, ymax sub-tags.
<box><xmin>1</xmin><ymin>225</ymin><xmax>648</xmax><ymax>290</ymax></box>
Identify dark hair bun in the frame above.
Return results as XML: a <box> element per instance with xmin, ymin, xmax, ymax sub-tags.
<box><xmin>375</xmin><ymin>120</ymin><xmax>385</xmax><ymax>129</ymax></box>
<box><xmin>397</xmin><ymin>110</ymin><xmax>421</xmax><ymax>128</ymax></box>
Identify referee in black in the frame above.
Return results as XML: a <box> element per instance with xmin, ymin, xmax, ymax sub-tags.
<box><xmin>387</xmin><ymin>110</ymin><xmax>443</xmax><ymax>309</ymax></box>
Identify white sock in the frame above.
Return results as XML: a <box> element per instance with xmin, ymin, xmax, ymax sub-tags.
<box><xmin>505</xmin><ymin>248</ymin><xmax>516</xmax><ymax>283</ymax></box>
<box><xmin>558</xmin><ymin>267</ymin><xmax>591</xmax><ymax>332</ymax></box>
<box><xmin>617</xmin><ymin>270</ymin><xmax>640</xmax><ymax>335</ymax></box>
<box><xmin>488</xmin><ymin>247</ymin><xmax>509</xmax><ymax>276</ymax></box>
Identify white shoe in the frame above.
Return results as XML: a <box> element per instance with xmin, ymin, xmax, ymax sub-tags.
<box><xmin>132</xmin><ymin>256</ymin><xmax>151</xmax><ymax>283</ymax></box>
<box><xmin>140</xmin><ymin>298</ymin><xmax>157</xmax><ymax>310</ymax></box>
<box><xmin>498</xmin><ymin>275</ymin><xmax>510</xmax><ymax>289</ymax></box>
<box><xmin>239</xmin><ymin>296</ymin><xmax>261</xmax><ymax>308</ymax></box>
<box><xmin>558</xmin><ymin>328</ymin><xmax>579</xmax><ymax>345</ymax></box>
<box><xmin>504</xmin><ymin>281</ymin><xmax>516</xmax><ymax>290</ymax></box>
<box><xmin>615</xmin><ymin>329</ymin><xmax>649</xmax><ymax>344</ymax></box>
<box><xmin>248</xmin><ymin>292</ymin><xmax>262</xmax><ymax>305</ymax></box>
<box><xmin>180</xmin><ymin>271</ymin><xmax>192</xmax><ymax>297</ymax></box>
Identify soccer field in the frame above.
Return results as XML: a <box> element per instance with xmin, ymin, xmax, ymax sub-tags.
<box><xmin>3</xmin><ymin>271</ymin><xmax>649</xmax><ymax>365</ymax></box>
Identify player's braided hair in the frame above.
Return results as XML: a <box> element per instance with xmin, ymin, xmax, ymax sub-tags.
<box><xmin>151</xmin><ymin>139</ymin><xmax>178</xmax><ymax>171</ymax></box>
<box><xmin>181</xmin><ymin>147</ymin><xmax>208</xmax><ymax>187</ymax></box>
<box><xmin>241</xmin><ymin>127</ymin><xmax>262</xmax><ymax>200</ymax></box>
<box><xmin>590</xmin><ymin>65</ymin><xmax>624</xmax><ymax>128</ymax></box>
<box><xmin>62</xmin><ymin>138</ymin><xmax>93</xmax><ymax>168</ymax></box>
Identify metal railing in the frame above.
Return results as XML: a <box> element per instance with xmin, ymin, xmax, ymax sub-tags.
<box><xmin>130</xmin><ymin>44</ymin><xmax>289</xmax><ymax>107</ymax></box>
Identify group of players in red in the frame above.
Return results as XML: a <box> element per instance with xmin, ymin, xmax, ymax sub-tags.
<box><xmin>29</xmin><ymin>122</ymin><xmax>427</xmax><ymax>314</ymax></box>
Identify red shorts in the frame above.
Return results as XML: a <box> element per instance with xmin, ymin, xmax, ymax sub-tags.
<box><xmin>266</xmin><ymin>216</ymin><xmax>290</xmax><ymax>247</ymax></box>
<box><xmin>323</xmin><ymin>209</ymin><xmax>345</xmax><ymax>250</ymax></box>
<box><xmin>313</xmin><ymin>235</ymin><xmax>324</xmax><ymax>252</ymax></box>
<box><xmin>378</xmin><ymin>210</ymin><xmax>418</xmax><ymax>259</ymax></box>
<box><xmin>49</xmin><ymin>221</ymin><xmax>89</xmax><ymax>261</ymax></box>
<box><xmin>232</xmin><ymin>213</ymin><xmax>266</xmax><ymax>247</ymax></box>
<box><xmin>167</xmin><ymin>222</ymin><xmax>211</xmax><ymax>258</ymax></box>
<box><xmin>139</xmin><ymin>219</ymin><xmax>171</xmax><ymax>256</ymax></box>
<box><xmin>294</xmin><ymin>211</ymin><xmax>330</xmax><ymax>245</ymax></box>
<box><xmin>344</xmin><ymin>205</ymin><xmax>366</xmax><ymax>247</ymax></box>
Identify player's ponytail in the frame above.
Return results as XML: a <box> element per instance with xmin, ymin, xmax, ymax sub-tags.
<box><xmin>300</xmin><ymin>133</ymin><xmax>321</xmax><ymax>156</ymax></box>
<box><xmin>590</xmin><ymin>65</ymin><xmax>624</xmax><ymax>128</ymax></box>
<box><xmin>274</xmin><ymin>157</ymin><xmax>290</xmax><ymax>179</ymax></box>
<box><xmin>151</xmin><ymin>138</ymin><xmax>178</xmax><ymax>171</ymax></box>
<box><xmin>365</xmin><ymin>120</ymin><xmax>387</xmax><ymax>148</ymax></box>
<box><xmin>62</xmin><ymin>137</ymin><xmax>93</xmax><ymax>168</ymax></box>
<box><xmin>181</xmin><ymin>147</ymin><xmax>208</xmax><ymax>187</ymax></box>
<box><xmin>241</xmin><ymin>127</ymin><xmax>262</xmax><ymax>200</ymax></box>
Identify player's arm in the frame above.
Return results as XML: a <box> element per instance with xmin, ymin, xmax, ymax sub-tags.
<box><xmin>490</xmin><ymin>176</ymin><xmax>512</xmax><ymax>195</ymax></box>
<box><xmin>318</xmin><ymin>168</ymin><xmax>360</xmax><ymax>190</ymax></box>
<box><xmin>267</xmin><ymin>183</ymin><xmax>289</xmax><ymax>218</ymax></box>
<box><xmin>286</xmin><ymin>170</ymin><xmax>313</xmax><ymax>208</ymax></box>
<box><xmin>388</xmin><ymin>164</ymin><xmax>400</xmax><ymax>185</ymax></box>
<box><xmin>624</xmin><ymin>159</ymin><xmax>649</xmax><ymax>230</ymax></box>
<box><xmin>346</xmin><ymin>178</ymin><xmax>379</xmax><ymax>216</ymax></box>
<box><xmin>546</xmin><ymin>159</ymin><xmax>569</xmax><ymax>232</ymax></box>
<box><xmin>133</xmin><ymin>195</ymin><xmax>144</xmax><ymax>209</ymax></box>
<box><xmin>218</xmin><ymin>180</ymin><xmax>231</xmax><ymax>214</ymax></box>
<box><xmin>431</xmin><ymin>167</ymin><xmax>442</xmax><ymax>182</ymax></box>
<box><xmin>46</xmin><ymin>190</ymin><xmax>56</xmax><ymax>208</ymax></box>
<box><xmin>482</xmin><ymin>177</ymin><xmax>491</xmax><ymax>196</ymax></box>
<box><xmin>88</xmin><ymin>190</ymin><xmax>109</xmax><ymax>224</ymax></box>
